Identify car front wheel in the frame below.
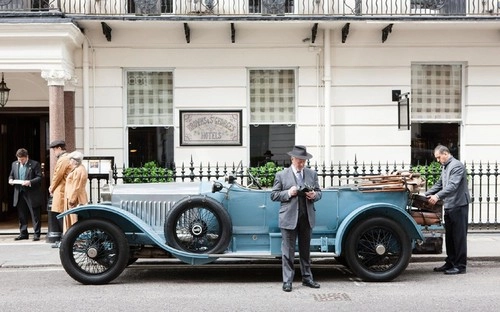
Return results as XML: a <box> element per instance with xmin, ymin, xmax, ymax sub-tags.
<box><xmin>59</xmin><ymin>219</ymin><xmax>129</xmax><ymax>285</ymax></box>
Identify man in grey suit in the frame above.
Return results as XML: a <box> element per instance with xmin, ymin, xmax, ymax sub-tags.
<box><xmin>426</xmin><ymin>144</ymin><xmax>470</xmax><ymax>275</ymax></box>
<box><xmin>8</xmin><ymin>148</ymin><xmax>44</xmax><ymax>241</ymax></box>
<box><xmin>271</xmin><ymin>145</ymin><xmax>322</xmax><ymax>292</ymax></box>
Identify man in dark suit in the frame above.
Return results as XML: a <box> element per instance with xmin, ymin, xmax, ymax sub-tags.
<box><xmin>271</xmin><ymin>145</ymin><xmax>322</xmax><ymax>292</ymax></box>
<box><xmin>426</xmin><ymin>144</ymin><xmax>470</xmax><ymax>275</ymax></box>
<box><xmin>8</xmin><ymin>148</ymin><xmax>43</xmax><ymax>241</ymax></box>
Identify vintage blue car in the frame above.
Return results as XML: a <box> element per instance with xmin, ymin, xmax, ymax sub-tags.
<box><xmin>57</xmin><ymin>173</ymin><xmax>435</xmax><ymax>285</ymax></box>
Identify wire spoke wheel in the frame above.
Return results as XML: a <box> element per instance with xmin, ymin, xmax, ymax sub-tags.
<box><xmin>345</xmin><ymin>217</ymin><xmax>411</xmax><ymax>282</ymax></box>
<box><xmin>60</xmin><ymin>219</ymin><xmax>129</xmax><ymax>285</ymax></box>
<box><xmin>165</xmin><ymin>196</ymin><xmax>232</xmax><ymax>254</ymax></box>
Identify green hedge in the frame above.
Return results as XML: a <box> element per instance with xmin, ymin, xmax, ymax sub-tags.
<box><xmin>412</xmin><ymin>161</ymin><xmax>441</xmax><ymax>188</ymax></box>
<box><xmin>248</xmin><ymin>162</ymin><xmax>283</xmax><ymax>188</ymax></box>
<box><xmin>123</xmin><ymin>161</ymin><xmax>174</xmax><ymax>183</ymax></box>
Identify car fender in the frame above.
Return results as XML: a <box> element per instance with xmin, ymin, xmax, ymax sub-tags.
<box><xmin>334</xmin><ymin>203</ymin><xmax>424</xmax><ymax>256</ymax></box>
<box><xmin>57</xmin><ymin>204</ymin><xmax>214</xmax><ymax>264</ymax></box>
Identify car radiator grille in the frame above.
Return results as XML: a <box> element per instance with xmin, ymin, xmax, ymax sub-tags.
<box><xmin>119</xmin><ymin>200</ymin><xmax>175</xmax><ymax>229</ymax></box>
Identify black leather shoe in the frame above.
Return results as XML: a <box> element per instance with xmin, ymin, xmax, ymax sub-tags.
<box><xmin>14</xmin><ymin>235</ymin><xmax>29</xmax><ymax>241</ymax></box>
<box><xmin>444</xmin><ymin>267</ymin><xmax>466</xmax><ymax>275</ymax></box>
<box><xmin>302</xmin><ymin>279</ymin><xmax>320</xmax><ymax>288</ymax></box>
<box><xmin>33</xmin><ymin>236</ymin><xmax>40</xmax><ymax>241</ymax></box>
<box><xmin>433</xmin><ymin>264</ymin><xmax>453</xmax><ymax>272</ymax></box>
<box><xmin>282</xmin><ymin>282</ymin><xmax>292</xmax><ymax>292</ymax></box>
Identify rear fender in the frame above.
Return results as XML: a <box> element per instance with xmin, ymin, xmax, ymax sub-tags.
<box><xmin>58</xmin><ymin>205</ymin><xmax>214</xmax><ymax>264</ymax></box>
<box><xmin>335</xmin><ymin>203</ymin><xmax>424</xmax><ymax>256</ymax></box>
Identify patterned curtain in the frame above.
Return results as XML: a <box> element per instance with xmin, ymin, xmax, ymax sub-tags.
<box><xmin>127</xmin><ymin>71</ymin><xmax>173</xmax><ymax>126</ymax></box>
<box><xmin>249</xmin><ymin>69</ymin><xmax>295</xmax><ymax>124</ymax></box>
<box><xmin>411</xmin><ymin>64</ymin><xmax>462</xmax><ymax>121</ymax></box>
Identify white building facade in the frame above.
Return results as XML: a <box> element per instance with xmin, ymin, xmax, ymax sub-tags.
<box><xmin>1</xmin><ymin>0</ymin><xmax>499</xmax><ymax>224</ymax></box>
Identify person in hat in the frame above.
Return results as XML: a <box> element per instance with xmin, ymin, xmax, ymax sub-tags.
<box><xmin>63</xmin><ymin>151</ymin><xmax>88</xmax><ymax>232</ymax></box>
<box><xmin>48</xmin><ymin>140</ymin><xmax>72</xmax><ymax>246</ymax></box>
<box><xmin>270</xmin><ymin>145</ymin><xmax>322</xmax><ymax>292</ymax></box>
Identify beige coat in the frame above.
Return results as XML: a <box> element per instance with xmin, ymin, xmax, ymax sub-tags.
<box><xmin>65</xmin><ymin>164</ymin><xmax>88</xmax><ymax>210</ymax></box>
<box><xmin>48</xmin><ymin>152</ymin><xmax>72</xmax><ymax>213</ymax></box>
<box><xmin>63</xmin><ymin>164</ymin><xmax>88</xmax><ymax>232</ymax></box>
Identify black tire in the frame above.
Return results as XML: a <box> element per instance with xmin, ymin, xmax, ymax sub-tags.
<box><xmin>344</xmin><ymin>217</ymin><xmax>411</xmax><ymax>282</ymax></box>
<box><xmin>59</xmin><ymin>219</ymin><xmax>130</xmax><ymax>285</ymax></box>
<box><xmin>127</xmin><ymin>257</ymin><xmax>138</xmax><ymax>266</ymax></box>
<box><xmin>334</xmin><ymin>255</ymin><xmax>349</xmax><ymax>268</ymax></box>
<box><xmin>165</xmin><ymin>196</ymin><xmax>232</xmax><ymax>254</ymax></box>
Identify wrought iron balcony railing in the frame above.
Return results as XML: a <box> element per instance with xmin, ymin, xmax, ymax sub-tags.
<box><xmin>1</xmin><ymin>0</ymin><xmax>499</xmax><ymax>17</ymax></box>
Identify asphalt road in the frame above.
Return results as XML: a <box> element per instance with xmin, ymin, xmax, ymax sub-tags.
<box><xmin>1</xmin><ymin>260</ymin><xmax>499</xmax><ymax>312</ymax></box>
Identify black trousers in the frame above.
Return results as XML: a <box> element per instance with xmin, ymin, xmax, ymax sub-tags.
<box><xmin>16</xmin><ymin>193</ymin><xmax>41</xmax><ymax>236</ymax></box>
<box><xmin>443</xmin><ymin>205</ymin><xmax>469</xmax><ymax>269</ymax></box>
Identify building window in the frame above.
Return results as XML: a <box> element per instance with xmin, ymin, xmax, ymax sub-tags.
<box><xmin>249</xmin><ymin>0</ymin><xmax>295</xmax><ymax>14</ymax></box>
<box><xmin>411</xmin><ymin>64</ymin><xmax>462</xmax><ymax>165</ymax></box>
<box><xmin>126</xmin><ymin>71</ymin><xmax>174</xmax><ymax>167</ymax></box>
<box><xmin>127</xmin><ymin>0</ymin><xmax>173</xmax><ymax>14</ymax></box>
<box><xmin>249</xmin><ymin>69</ymin><xmax>296</xmax><ymax>166</ymax></box>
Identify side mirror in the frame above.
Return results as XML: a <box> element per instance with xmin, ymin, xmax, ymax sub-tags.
<box><xmin>212</xmin><ymin>181</ymin><xmax>223</xmax><ymax>193</ymax></box>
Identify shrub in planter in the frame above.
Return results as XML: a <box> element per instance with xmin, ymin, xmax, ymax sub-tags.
<box><xmin>123</xmin><ymin>161</ymin><xmax>174</xmax><ymax>183</ymax></box>
<box><xmin>413</xmin><ymin>161</ymin><xmax>441</xmax><ymax>188</ymax></box>
<box><xmin>248</xmin><ymin>162</ymin><xmax>283</xmax><ymax>188</ymax></box>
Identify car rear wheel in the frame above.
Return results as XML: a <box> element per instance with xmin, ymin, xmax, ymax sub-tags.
<box><xmin>344</xmin><ymin>217</ymin><xmax>411</xmax><ymax>282</ymax></box>
<box><xmin>165</xmin><ymin>196</ymin><xmax>232</xmax><ymax>254</ymax></box>
<box><xmin>59</xmin><ymin>219</ymin><xmax>129</xmax><ymax>285</ymax></box>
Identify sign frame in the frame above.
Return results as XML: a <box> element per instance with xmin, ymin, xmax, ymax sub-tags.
<box><xmin>180</xmin><ymin>110</ymin><xmax>243</xmax><ymax>146</ymax></box>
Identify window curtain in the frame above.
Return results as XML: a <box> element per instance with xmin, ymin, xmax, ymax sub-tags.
<box><xmin>249</xmin><ymin>69</ymin><xmax>295</xmax><ymax>124</ymax></box>
<box><xmin>411</xmin><ymin>64</ymin><xmax>462</xmax><ymax>120</ymax></box>
<box><xmin>127</xmin><ymin>71</ymin><xmax>173</xmax><ymax>126</ymax></box>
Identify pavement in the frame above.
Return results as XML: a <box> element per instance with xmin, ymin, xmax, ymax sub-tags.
<box><xmin>0</xmin><ymin>225</ymin><xmax>499</xmax><ymax>268</ymax></box>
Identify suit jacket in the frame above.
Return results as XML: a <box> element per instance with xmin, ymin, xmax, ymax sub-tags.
<box><xmin>8</xmin><ymin>159</ymin><xmax>43</xmax><ymax>209</ymax></box>
<box><xmin>425</xmin><ymin>156</ymin><xmax>470</xmax><ymax>209</ymax></box>
<box><xmin>65</xmin><ymin>164</ymin><xmax>88</xmax><ymax>209</ymax></box>
<box><xmin>49</xmin><ymin>152</ymin><xmax>72</xmax><ymax>213</ymax></box>
<box><xmin>270</xmin><ymin>166</ymin><xmax>322</xmax><ymax>230</ymax></box>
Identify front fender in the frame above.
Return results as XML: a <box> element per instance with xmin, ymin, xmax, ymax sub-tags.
<box><xmin>334</xmin><ymin>203</ymin><xmax>424</xmax><ymax>256</ymax></box>
<box><xmin>58</xmin><ymin>205</ymin><xmax>214</xmax><ymax>264</ymax></box>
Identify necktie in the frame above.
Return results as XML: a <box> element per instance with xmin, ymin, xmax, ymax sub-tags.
<box><xmin>296</xmin><ymin>171</ymin><xmax>303</xmax><ymax>185</ymax></box>
<box><xmin>19</xmin><ymin>164</ymin><xmax>26</xmax><ymax>180</ymax></box>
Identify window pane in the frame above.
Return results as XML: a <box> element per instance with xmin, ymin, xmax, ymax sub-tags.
<box><xmin>250</xmin><ymin>125</ymin><xmax>294</xmax><ymax>166</ymax></box>
<box><xmin>249</xmin><ymin>69</ymin><xmax>295</xmax><ymax>123</ymax></box>
<box><xmin>127</xmin><ymin>71</ymin><xmax>173</xmax><ymax>126</ymax></box>
<box><xmin>128</xmin><ymin>127</ymin><xmax>174</xmax><ymax>168</ymax></box>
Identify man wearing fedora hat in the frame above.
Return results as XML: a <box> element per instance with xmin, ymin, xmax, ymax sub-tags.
<box><xmin>271</xmin><ymin>145</ymin><xmax>322</xmax><ymax>292</ymax></box>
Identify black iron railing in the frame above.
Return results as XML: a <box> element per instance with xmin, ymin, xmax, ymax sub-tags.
<box><xmin>1</xmin><ymin>0</ymin><xmax>499</xmax><ymax>16</ymax></box>
<box><xmin>85</xmin><ymin>157</ymin><xmax>500</xmax><ymax>229</ymax></box>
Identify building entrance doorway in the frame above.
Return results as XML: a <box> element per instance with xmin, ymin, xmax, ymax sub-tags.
<box><xmin>0</xmin><ymin>108</ymin><xmax>49</xmax><ymax>223</ymax></box>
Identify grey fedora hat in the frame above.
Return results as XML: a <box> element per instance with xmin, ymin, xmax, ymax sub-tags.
<box><xmin>287</xmin><ymin>145</ymin><xmax>312</xmax><ymax>160</ymax></box>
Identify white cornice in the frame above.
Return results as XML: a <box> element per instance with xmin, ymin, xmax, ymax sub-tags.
<box><xmin>0</xmin><ymin>23</ymin><xmax>84</xmax><ymax>48</ymax></box>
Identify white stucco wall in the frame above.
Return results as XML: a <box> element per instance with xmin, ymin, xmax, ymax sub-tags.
<box><xmin>4</xmin><ymin>21</ymin><xmax>500</xmax><ymax>168</ymax></box>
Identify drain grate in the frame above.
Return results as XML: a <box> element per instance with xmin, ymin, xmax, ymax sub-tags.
<box><xmin>313</xmin><ymin>293</ymin><xmax>351</xmax><ymax>302</ymax></box>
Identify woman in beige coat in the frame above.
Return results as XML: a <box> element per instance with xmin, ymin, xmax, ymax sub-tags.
<box><xmin>64</xmin><ymin>151</ymin><xmax>88</xmax><ymax>233</ymax></box>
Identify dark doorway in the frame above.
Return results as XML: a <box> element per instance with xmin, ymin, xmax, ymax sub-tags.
<box><xmin>0</xmin><ymin>108</ymin><xmax>49</xmax><ymax>222</ymax></box>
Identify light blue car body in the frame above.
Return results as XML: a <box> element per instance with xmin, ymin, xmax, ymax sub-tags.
<box><xmin>59</xmin><ymin>179</ymin><xmax>423</xmax><ymax>265</ymax></box>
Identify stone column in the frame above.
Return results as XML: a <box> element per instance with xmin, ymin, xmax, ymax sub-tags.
<box><xmin>64</xmin><ymin>91</ymin><xmax>76</xmax><ymax>153</ymax></box>
<box><xmin>41</xmin><ymin>69</ymin><xmax>72</xmax><ymax>180</ymax></box>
